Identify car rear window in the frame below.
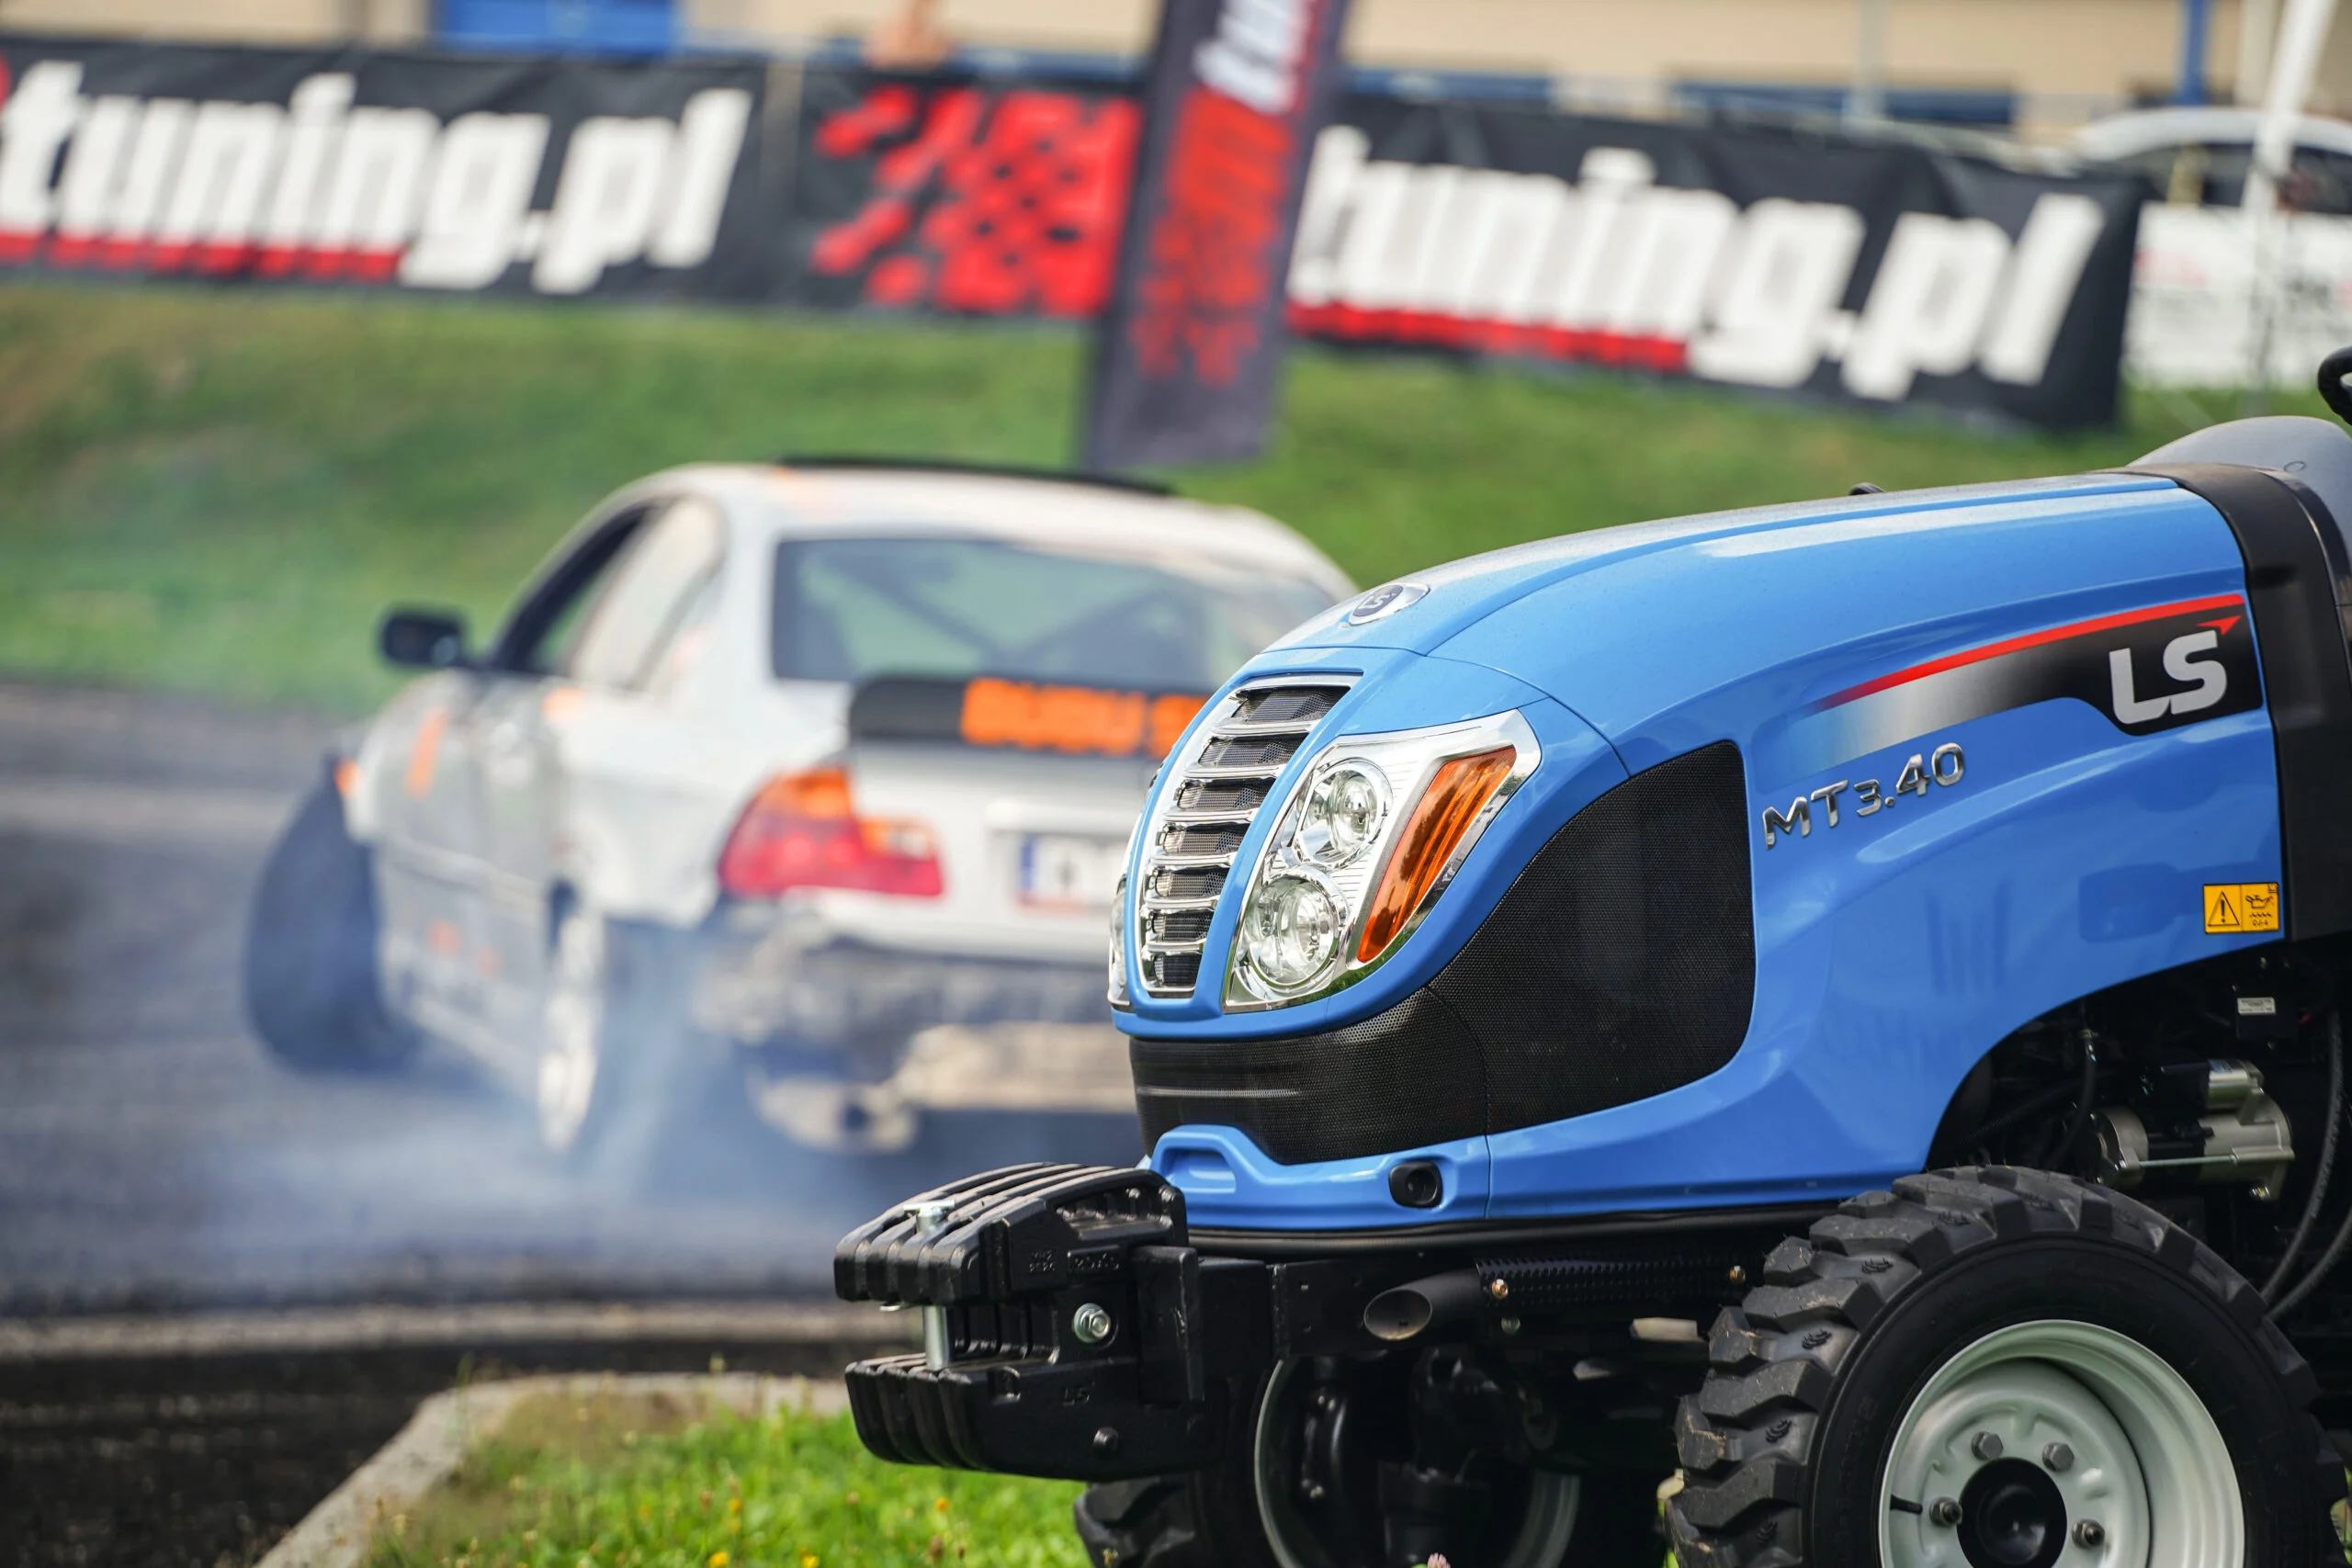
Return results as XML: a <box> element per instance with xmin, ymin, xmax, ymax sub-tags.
<box><xmin>772</xmin><ymin>536</ymin><xmax>1336</xmax><ymax>690</ymax></box>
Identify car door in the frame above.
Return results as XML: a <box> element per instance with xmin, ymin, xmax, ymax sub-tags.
<box><xmin>393</xmin><ymin>498</ymin><xmax>660</xmax><ymax>1074</ymax></box>
<box><xmin>465</xmin><ymin>493</ymin><xmax>729</xmax><ymax>1052</ymax></box>
<box><xmin>368</xmin><ymin>663</ymin><xmax>498</xmax><ymax>1052</ymax></box>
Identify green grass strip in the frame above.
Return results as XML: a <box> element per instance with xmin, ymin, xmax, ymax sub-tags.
<box><xmin>0</xmin><ymin>279</ymin><xmax>2314</xmax><ymax>714</ymax></box>
<box><xmin>368</xmin><ymin>1387</ymin><xmax>1083</xmax><ymax>1568</ymax></box>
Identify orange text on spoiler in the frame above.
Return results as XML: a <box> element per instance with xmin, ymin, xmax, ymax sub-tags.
<box><xmin>960</xmin><ymin>677</ymin><xmax>1204</xmax><ymax>760</ymax></box>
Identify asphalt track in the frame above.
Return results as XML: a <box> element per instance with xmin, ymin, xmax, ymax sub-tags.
<box><xmin>0</xmin><ymin>679</ymin><xmax>1136</xmax><ymax>1563</ymax></box>
<box><xmin>0</xmin><ymin>678</ymin><xmax>1137</xmax><ymax>1315</ymax></box>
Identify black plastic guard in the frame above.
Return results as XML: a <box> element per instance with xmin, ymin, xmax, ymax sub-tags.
<box><xmin>834</xmin><ymin>1162</ymin><xmax>1187</xmax><ymax>1305</ymax></box>
<box><xmin>836</xmin><ymin>1164</ymin><xmax>1238</xmax><ymax>1480</ymax></box>
<box><xmin>843</xmin><ymin>1347</ymin><xmax>1229</xmax><ymax>1479</ymax></box>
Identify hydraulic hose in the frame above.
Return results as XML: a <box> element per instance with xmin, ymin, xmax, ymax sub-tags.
<box><xmin>2039</xmin><ymin>1030</ymin><xmax>2101</xmax><ymax>1170</ymax></box>
<box><xmin>2271</xmin><ymin>1011</ymin><xmax>2348</xmax><ymax>1316</ymax></box>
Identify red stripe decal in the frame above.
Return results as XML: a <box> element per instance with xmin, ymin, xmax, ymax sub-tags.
<box><xmin>1820</xmin><ymin>593</ymin><xmax>2247</xmax><ymax>709</ymax></box>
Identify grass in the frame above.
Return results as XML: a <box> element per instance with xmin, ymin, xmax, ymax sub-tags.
<box><xmin>368</xmin><ymin>1386</ymin><xmax>1082</xmax><ymax>1568</ymax></box>
<box><xmin>0</xmin><ymin>278</ymin><xmax>2321</xmax><ymax>714</ymax></box>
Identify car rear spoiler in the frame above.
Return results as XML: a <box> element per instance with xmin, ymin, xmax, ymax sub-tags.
<box><xmin>848</xmin><ymin>676</ymin><xmax>1208</xmax><ymax>761</ymax></box>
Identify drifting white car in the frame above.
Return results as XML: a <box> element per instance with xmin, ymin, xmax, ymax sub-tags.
<box><xmin>242</xmin><ymin>460</ymin><xmax>1351</xmax><ymax>1175</ymax></box>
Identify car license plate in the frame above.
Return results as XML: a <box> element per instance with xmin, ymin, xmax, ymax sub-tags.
<box><xmin>1018</xmin><ymin>834</ymin><xmax>1125</xmax><ymax>910</ymax></box>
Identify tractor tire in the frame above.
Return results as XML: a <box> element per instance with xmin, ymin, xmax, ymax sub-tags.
<box><xmin>243</xmin><ymin>773</ymin><xmax>414</xmax><ymax>1073</ymax></box>
<box><xmin>1075</xmin><ymin>1361</ymin><xmax>1668</xmax><ymax>1568</ymax></box>
<box><xmin>1667</xmin><ymin>1166</ymin><xmax>2344</xmax><ymax>1568</ymax></box>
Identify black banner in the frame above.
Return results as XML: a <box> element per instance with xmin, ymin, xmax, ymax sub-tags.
<box><xmin>0</xmin><ymin>35</ymin><xmax>768</xmax><ymax>299</ymax></box>
<box><xmin>1287</xmin><ymin>97</ymin><xmax>2145</xmax><ymax>429</ymax></box>
<box><xmin>0</xmin><ymin>33</ymin><xmax>2142</xmax><ymax>429</ymax></box>
<box><xmin>1080</xmin><ymin>0</ymin><xmax>1353</xmax><ymax>468</ymax></box>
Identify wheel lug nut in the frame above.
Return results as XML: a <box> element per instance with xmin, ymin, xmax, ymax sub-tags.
<box><xmin>1929</xmin><ymin>1497</ymin><xmax>1962</xmax><ymax>1527</ymax></box>
<box><xmin>2074</xmin><ymin>1518</ymin><xmax>2106</xmax><ymax>1548</ymax></box>
<box><xmin>1971</xmin><ymin>1430</ymin><xmax>2004</xmax><ymax>1461</ymax></box>
<box><xmin>2042</xmin><ymin>1441</ymin><xmax>2075</xmax><ymax>1472</ymax></box>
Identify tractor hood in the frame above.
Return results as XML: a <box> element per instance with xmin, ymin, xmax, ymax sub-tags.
<box><xmin>1125</xmin><ymin>463</ymin><xmax>2301</xmax><ymax>1231</ymax></box>
<box><xmin>1125</xmin><ymin>468</ymin><xmax>2258</xmax><ymax>1043</ymax></box>
<box><xmin>1270</xmin><ymin>473</ymin><xmax>2233</xmax><ymax>773</ymax></box>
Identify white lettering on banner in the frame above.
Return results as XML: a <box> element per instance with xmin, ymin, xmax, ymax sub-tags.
<box><xmin>401</xmin><ymin>112</ymin><xmax>549</xmax><ymax>289</ymax></box>
<box><xmin>1442</xmin><ymin>171</ymin><xmax>1566</xmax><ymax>321</ymax></box>
<box><xmin>0</xmin><ymin>62</ymin><xmax>82</xmax><ymax>247</ymax></box>
<box><xmin>0</xmin><ymin>57</ymin><xmax>749</xmax><ymax>292</ymax></box>
<box><xmin>650</xmin><ymin>87</ymin><xmax>752</xmax><ymax>268</ymax></box>
<box><xmin>108</xmin><ymin>99</ymin><xmax>195</xmax><ymax>259</ymax></box>
<box><xmin>1842</xmin><ymin>212</ymin><xmax>2011</xmax><ymax>400</ymax></box>
<box><xmin>156</xmin><ymin>100</ymin><xmax>285</xmax><ymax>267</ymax></box>
<box><xmin>1287</xmin><ymin>122</ymin><xmax>1366</xmax><ymax>305</ymax></box>
<box><xmin>1685</xmin><ymin>198</ymin><xmax>1864</xmax><ymax>387</ymax></box>
<box><xmin>1196</xmin><ymin>0</ymin><xmax>1312</xmax><ymax>115</ymax></box>
<box><xmin>53</xmin><ymin>96</ymin><xmax>139</xmax><ymax>255</ymax></box>
<box><xmin>261</xmin><ymin>74</ymin><xmax>355</xmax><ymax>262</ymax></box>
<box><xmin>1286</xmin><ymin>124</ymin><xmax>2109</xmax><ymax>400</ymax></box>
<box><xmin>317</xmin><ymin>107</ymin><xmax>436</xmax><ymax>271</ymax></box>
<box><xmin>1981</xmin><ymin>194</ymin><xmax>2104</xmax><ymax>386</ymax></box>
<box><xmin>535</xmin><ymin>116</ymin><xmax>673</xmax><ymax>294</ymax></box>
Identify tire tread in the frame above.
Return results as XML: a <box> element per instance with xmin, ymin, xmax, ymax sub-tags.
<box><xmin>1664</xmin><ymin>1165</ymin><xmax>2345</xmax><ymax>1568</ymax></box>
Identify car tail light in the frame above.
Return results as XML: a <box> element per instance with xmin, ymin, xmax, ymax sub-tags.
<box><xmin>718</xmin><ymin>767</ymin><xmax>944</xmax><ymax>898</ymax></box>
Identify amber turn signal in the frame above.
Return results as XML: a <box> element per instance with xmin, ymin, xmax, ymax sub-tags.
<box><xmin>1356</xmin><ymin>746</ymin><xmax>1515</xmax><ymax>964</ymax></box>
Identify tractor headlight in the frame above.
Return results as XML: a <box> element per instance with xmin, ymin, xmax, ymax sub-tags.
<box><xmin>1295</xmin><ymin>763</ymin><xmax>1387</xmax><ymax>867</ymax></box>
<box><xmin>1239</xmin><ymin>871</ymin><xmax>1346</xmax><ymax>990</ymax></box>
<box><xmin>1227</xmin><ymin>710</ymin><xmax>1537</xmax><ymax>1010</ymax></box>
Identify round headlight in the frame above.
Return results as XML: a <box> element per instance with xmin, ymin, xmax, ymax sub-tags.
<box><xmin>1241</xmin><ymin>873</ymin><xmax>1343</xmax><ymax>991</ymax></box>
<box><xmin>1295</xmin><ymin>762</ymin><xmax>1387</xmax><ymax>867</ymax></box>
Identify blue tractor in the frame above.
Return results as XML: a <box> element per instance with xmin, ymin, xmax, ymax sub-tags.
<box><xmin>834</xmin><ymin>367</ymin><xmax>2352</xmax><ymax>1568</ymax></box>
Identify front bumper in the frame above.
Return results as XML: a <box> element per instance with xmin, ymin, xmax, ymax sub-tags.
<box><xmin>834</xmin><ymin>1162</ymin><xmax>1758</xmax><ymax>1481</ymax></box>
<box><xmin>695</xmin><ymin>926</ymin><xmax>1110</xmax><ymax>1057</ymax></box>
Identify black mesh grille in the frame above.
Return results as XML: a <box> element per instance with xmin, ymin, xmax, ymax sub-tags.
<box><xmin>1177</xmin><ymin>778</ymin><xmax>1273</xmax><ymax>813</ymax></box>
<box><xmin>1199</xmin><ymin>734</ymin><xmax>1306</xmax><ymax>770</ymax></box>
<box><xmin>1147</xmin><ymin>909</ymin><xmax>1214</xmax><ymax>944</ymax></box>
<box><xmin>1236</xmin><ymin>686</ymin><xmax>1346</xmax><ymax>726</ymax></box>
<box><xmin>1133</xmin><ymin>988</ymin><xmax>1487</xmax><ymax>1164</ymax></box>
<box><xmin>1145</xmin><ymin>950</ymin><xmax>1202</xmax><ymax>992</ymax></box>
<box><xmin>1152</xmin><ymin>866</ymin><xmax>1227</xmax><ymax>900</ymax></box>
<box><xmin>1130</xmin><ymin>742</ymin><xmax>1756</xmax><ymax>1164</ymax></box>
<box><xmin>1160</xmin><ymin>823</ymin><xmax>1249</xmax><ymax>859</ymax></box>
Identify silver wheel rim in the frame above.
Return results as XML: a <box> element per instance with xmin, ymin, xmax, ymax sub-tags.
<box><xmin>1250</xmin><ymin>1359</ymin><xmax>1582</xmax><ymax>1568</ymax></box>
<box><xmin>1879</xmin><ymin>1319</ymin><xmax>2242</xmax><ymax>1567</ymax></box>
<box><xmin>536</xmin><ymin>910</ymin><xmax>604</xmax><ymax>1153</ymax></box>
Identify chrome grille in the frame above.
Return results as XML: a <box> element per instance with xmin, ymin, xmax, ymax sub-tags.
<box><xmin>1133</xmin><ymin>679</ymin><xmax>1352</xmax><ymax>998</ymax></box>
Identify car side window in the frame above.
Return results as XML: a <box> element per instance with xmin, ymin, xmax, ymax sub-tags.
<box><xmin>564</xmin><ymin>496</ymin><xmax>729</xmax><ymax>692</ymax></box>
<box><xmin>492</xmin><ymin>504</ymin><xmax>653</xmax><ymax>676</ymax></box>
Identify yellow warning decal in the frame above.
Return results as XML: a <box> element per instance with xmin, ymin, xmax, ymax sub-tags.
<box><xmin>2205</xmin><ymin>882</ymin><xmax>2281</xmax><ymax>935</ymax></box>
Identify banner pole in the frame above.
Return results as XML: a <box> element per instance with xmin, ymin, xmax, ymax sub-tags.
<box><xmin>2243</xmin><ymin>0</ymin><xmax>2337</xmax><ymax>411</ymax></box>
<box><xmin>1849</xmin><ymin>0</ymin><xmax>1888</xmax><ymax>126</ymax></box>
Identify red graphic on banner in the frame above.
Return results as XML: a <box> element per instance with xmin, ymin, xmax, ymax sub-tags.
<box><xmin>1285</xmin><ymin>302</ymin><xmax>1691</xmax><ymax>374</ymax></box>
<box><xmin>1129</xmin><ymin>85</ymin><xmax>1292</xmax><ymax>385</ymax></box>
<box><xmin>811</xmin><ymin>85</ymin><xmax>1140</xmax><ymax>317</ymax></box>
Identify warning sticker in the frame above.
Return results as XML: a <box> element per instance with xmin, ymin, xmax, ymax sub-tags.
<box><xmin>2205</xmin><ymin>882</ymin><xmax>2282</xmax><ymax>935</ymax></box>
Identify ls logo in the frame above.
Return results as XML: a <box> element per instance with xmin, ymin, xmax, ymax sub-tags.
<box><xmin>2109</xmin><ymin>620</ymin><xmax>2233</xmax><ymax>725</ymax></box>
